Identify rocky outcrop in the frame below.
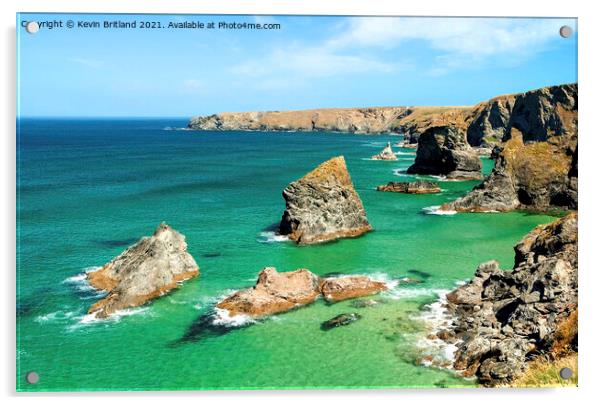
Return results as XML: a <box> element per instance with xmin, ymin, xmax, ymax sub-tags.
<box><xmin>376</xmin><ymin>181</ymin><xmax>440</xmax><ymax>194</ymax></box>
<box><xmin>406</xmin><ymin>125</ymin><xmax>483</xmax><ymax>180</ymax></box>
<box><xmin>434</xmin><ymin>213</ymin><xmax>577</xmax><ymax>384</ymax></box>
<box><xmin>466</xmin><ymin>84</ymin><xmax>577</xmax><ymax>146</ymax></box>
<box><xmin>371</xmin><ymin>142</ymin><xmax>397</xmax><ymax>160</ymax></box>
<box><xmin>188</xmin><ymin>107</ymin><xmax>411</xmax><ymax>134</ymax></box>
<box><xmin>321</xmin><ymin>313</ymin><xmax>362</xmax><ymax>330</ymax></box>
<box><xmin>216</xmin><ymin>268</ymin><xmax>388</xmax><ymax>318</ymax></box>
<box><xmin>444</xmin><ymin>129</ymin><xmax>577</xmax><ymax>212</ymax></box>
<box><xmin>87</xmin><ymin>223</ymin><xmax>199</xmax><ymax>319</ymax></box>
<box><xmin>320</xmin><ymin>275</ymin><xmax>387</xmax><ymax>302</ymax></box>
<box><xmin>216</xmin><ymin>267</ymin><xmax>321</xmax><ymax>318</ymax></box>
<box><xmin>279</xmin><ymin>156</ymin><xmax>372</xmax><ymax>245</ymax></box>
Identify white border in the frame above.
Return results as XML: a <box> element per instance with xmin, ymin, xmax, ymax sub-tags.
<box><xmin>2</xmin><ymin>1</ymin><xmax>601</xmax><ymax>405</ymax></box>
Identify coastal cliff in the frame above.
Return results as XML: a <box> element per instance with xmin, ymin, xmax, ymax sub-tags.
<box><xmin>433</xmin><ymin>213</ymin><xmax>578</xmax><ymax>385</ymax></box>
<box><xmin>444</xmin><ymin>84</ymin><xmax>578</xmax><ymax>212</ymax></box>
<box><xmin>87</xmin><ymin>223</ymin><xmax>199</xmax><ymax>319</ymax></box>
<box><xmin>279</xmin><ymin>156</ymin><xmax>372</xmax><ymax>244</ymax></box>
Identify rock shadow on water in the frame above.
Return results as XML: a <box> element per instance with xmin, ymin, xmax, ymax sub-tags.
<box><xmin>171</xmin><ymin>312</ymin><xmax>251</xmax><ymax>346</ymax></box>
<box><xmin>92</xmin><ymin>237</ymin><xmax>139</xmax><ymax>248</ymax></box>
<box><xmin>407</xmin><ymin>269</ymin><xmax>432</xmax><ymax>280</ymax></box>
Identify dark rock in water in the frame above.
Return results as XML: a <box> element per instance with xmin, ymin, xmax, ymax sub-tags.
<box><xmin>407</xmin><ymin>125</ymin><xmax>482</xmax><ymax>180</ymax></box>
<box><xmin>376</xmin><ymin>181</ymin><xmax>441</xmax><ymax>194</ymax></box>
<box><xmin>440</xmin><ymin>213</ymin><xmax>578</xmax><ymax>384</ymax></box>
<box><xmin>321</xmin><ymin>313</ymin><xmax>362</xmax><ymax>330</ymax></box>
<box><xmin>86</xmin><ymin>223</ymin><xmax>200</xmax><ymax>319</ymax></box>
<box><xmin>279</xmin><ymin>156</ymin><xmax>372</xmax><ymax>245</ymax></box>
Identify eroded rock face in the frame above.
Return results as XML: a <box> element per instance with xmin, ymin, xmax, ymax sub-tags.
<box><xmin>371</xmin><ymin>142</ymin><xmax>397</xmax><ymax>160</ymax></box>
<box><xmin>216</xmin><ymin>268</ymin><xmax>321</xmax><ymax>318</ymax></box>
<box><xmin>215</xmin><ymin>268</ymin><xmax>388</xmax><ymax>318</ymax></box>
<box><xmin>437</xmin><ymin>213</ymin><xmax>578</xmax><ymax>384</ymax></box>
<box><xmin>87</xmin><ymin>223</ymin><xmax>199</xmax><ymax>319</ymax></box>
<box><xmin>279</xmin><ymin>156</ymin><xmax>372</xmax><ymax>245</ymax></box>
<box><xmin>320</xmin><ymin>276</ymin><xmax>387</xmax><ymax>302</ymax></box>
<box><xmin>376</xmin><ymin>181</ymin><xmax>441</xmax><ymax>194</ymax></box>
<box><xmin>406</xmin><ymin>125</ymin><xmax>483</xmax><ymax>180</ymax></box>
<box><xmin>444</xmin><ymin>129</ymin><xmax>577</xmax><ymax>212</ymax></box>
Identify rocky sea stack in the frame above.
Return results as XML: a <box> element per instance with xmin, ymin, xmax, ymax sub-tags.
<box><xmin>406</xmin><ymin>125</ymin><xmax>483</xmax><ymax>180</ymax></box>
<box><xmin>436</xmin><ymin>213</ymin><xmax>577</xmax><ymax>384</ymax></box>
<box><xmin>371</xmin><ymin>142</ymin><xmax>397</xmax><ymax>160</ymax></box>
<box><xmin>87</xmin><ymin>223</ymin><xmax>199</xmax><ymax>319</ymax></box>
<box><xmin>216</xmin><ymin>268</ymin><xmax>388</xmax><ymax>319</ymax></box>
<box><xmin>376</xmin><ymin>181</ymin><xmax>441</xmax><ymax>194</ymax></box>
<box><xmin>279</xmin><ymin>156</ymin><xmax>372</xmax><ymax>245</ymax></box>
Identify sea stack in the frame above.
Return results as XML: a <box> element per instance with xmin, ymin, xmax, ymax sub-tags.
<box><xmin>87</xmin><ymin>223</ymin><xmax>199</xmax><ymax>319</ymax></box>
<box><xmin>279</xmin><ymin>156</ymin><xmax>372</xmax><ymax>245</ymax></box>
<box><xmin>371</xmin><ymin>142</ymin><xmax>397</xmax><ymax>160</ymax></box>
<box><xmin>407</xmin><ymin>125</ymin><xmax>483</xmax><ymax>180</ymax></box>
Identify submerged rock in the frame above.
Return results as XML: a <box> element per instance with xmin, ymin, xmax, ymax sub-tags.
<box><xmin>279</xmin><ymin>156</ymin><xmax>372</xmax><ymax>245</ymax></box>
<box><xmin>216</xmin><ymin>267</ymin><xmax>320</xmax><ymax>318</ymax></box>
<box><xmin>407</xmin><ymin>125</ymin><xmax>483</xmax><ymax>180</ymax></box>
<box><xmin>437</xmin><ymin>213</ymin><xmax>578</xmax><ymax>384</ymax></box>
<box><xmin>321</xmin><ymin>313</ymin><xmax>362</xmax><ymax>330</ymax></box>
<box><xmin>371</xmin><ymin>142</ymin><xmax>398</xmax><ymax>160</ymax></box>
<box><xmin>320</xmin><ymin>275</ymin><xmax>387</xmax><ymax>302</ymax></box>
<box><xmin>87</xmin><ymin>223</ymin><xmax>199</xmax><ymax>319</ymax></box>
<box><xmin>376</xmin><ymin>181</ymin><xmax>441</xmax><ymax>194</ymax></box>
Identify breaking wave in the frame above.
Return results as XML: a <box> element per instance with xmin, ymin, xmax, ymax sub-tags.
<box><xmin>422</xmin><ymin>206</ymin><xmax>457</xmax><ymax>216</ymax></box>
<box><xmin>257</xmin><ymin>231</ymin><xmax>289</xmax><ymax>243</ymax></box>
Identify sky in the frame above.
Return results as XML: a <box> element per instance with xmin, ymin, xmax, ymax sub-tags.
<box><xmin>17</xmin><ymin>14</ymin><xmax>577</xmax><ymax>117</ymax></box>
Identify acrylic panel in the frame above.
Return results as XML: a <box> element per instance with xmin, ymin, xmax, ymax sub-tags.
<box><xmin>16</xmin><ymin>13</ymin><xmax>578</xmax><ymax>391</ymax></box>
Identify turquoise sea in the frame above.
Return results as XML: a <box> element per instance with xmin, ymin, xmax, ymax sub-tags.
<box><xmin>16</xmin><ymin>118</ymin><xmax>558</xmax><ymax>391</ymax></box>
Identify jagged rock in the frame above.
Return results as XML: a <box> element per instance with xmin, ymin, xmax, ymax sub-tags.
<box><xmin>376</xmin><ymin>181</ymin><xmax>440</xmax><ymax>194</ymax></box>
<box><xmin>87</xmin><ymin>223</ymin><xmax>199</xmax><ymax>319</ymax></box>
<box><xmin>467</xmin><ymin>96</ymin><xmax>516</xmax><ymax>146</ymax></box>
<box><xmin>216</xmin><ymin>267</ymin><xmax>321</xmax><ymax>318</ymax></box>
<box><xmin>321</xmin><ymin>313</ymin><xmax>362</xmax><ymax>330</ymax></box>
<box><xmin>444</xmin><ymin>129</ymin><xmax>577</xmax><ymax>212</ymax></box>
<box><xmin>437</xmin><ymin>213</ymin><xmax>578</xmax><ymax>384</ymax></box>
<box><xmin>371</xmin><ymin>142</ymin><xmax>397</xmax><ymax>160</ymax></box>
<box><xmin>279</xmin><ymin>156</ymin><xmax>372</xmax><ymax>245</ymax></box>
<box><xmin>215</xmin><ymin>268</ymin><xmax>388</xmax><ymax>318</ymax></box>
<box><xmin>406</xmin><ymin>125</ymin><xmax>483</xmax><ymax>180</ymax></box>
<box><xmin>320</xmin><ymin>275</ymin><xmax>387</xmax><ymax>302</ymax></box>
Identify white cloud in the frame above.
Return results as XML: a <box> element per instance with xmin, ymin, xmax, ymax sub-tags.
<box><xmin>230</xmin><ymin>17</ymin><xmax>575</xmax><ymax>83</ymax></box>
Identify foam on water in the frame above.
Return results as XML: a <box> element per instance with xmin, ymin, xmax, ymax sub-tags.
<box><xmin>422</xmin><ymin>206</ymin><xmax>457</xmax><ymax>216</ymax></box>
<box><xmin>35</xmin><ymin>310</ymin><xmax>78</xmax><ymax>324</ymax></box>
<box><xmin>70</xmin><ymin>307</ymin><xmax>151</xmax><ymax>330</ymax></box>
<box><xmin>257</xmin><ymin>231</ymin><xmax>289</xmax><ymax>243</ymax></box>
<box><xmin>212</xmin><ymin>308</ymin><xmax>256</xmax><ymax>327</ymax></box>
<box><xmin>412</xmin><ymin>290</ymin><xmax>460</xmax><ymax>369</ymax></box>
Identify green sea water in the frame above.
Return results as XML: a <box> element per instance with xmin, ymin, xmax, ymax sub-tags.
<box><xmin>16</xmin><ymin>118</ymin><xmax>558</xmax><ymax>391</ymax></box>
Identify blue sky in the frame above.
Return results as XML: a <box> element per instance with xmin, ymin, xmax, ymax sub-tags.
<box><xmin>17</xmin><ymin>14</ymin><xmax>577</xmax><ymax>117</ymax></box>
